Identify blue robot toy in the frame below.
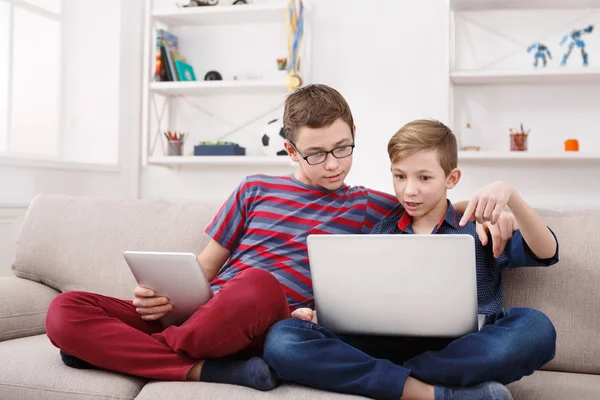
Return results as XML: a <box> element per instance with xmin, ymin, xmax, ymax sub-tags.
<box><xmin>527</xmin><ymin>42</ymin><xmax>552</xmax><ymax>68</ymax></box>
<box><xmin>560</xmin><ymin>25</ymin><xmax>594</xmax><ymax>66</ymax></box>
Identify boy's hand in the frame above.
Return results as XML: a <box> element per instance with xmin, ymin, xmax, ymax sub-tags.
<box><xmin>291</xmin><ymin>308</ymin><xmax>318</xmax><ymax>323</ymax></box>
<box><xmin>132</xmin><ymin>286</ymin><xmax>173</xmax><ymax>321</ymax></box>
<box><xmin>460</xmin><ymin>181</ymin><xmax>515</xmax><ymax>226</ymax></box>
<box><xmin>476</xmin><ymin>215</ymin><xmax>517</xmax><ymax>258</ymax></box>
<box><xmin>460</xmin><ymin>181</ymin><xmax>518</xmax><ymax>258</ymax></box>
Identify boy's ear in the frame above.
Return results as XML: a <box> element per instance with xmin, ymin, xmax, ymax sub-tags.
<box><xmin>353</xmin><ymin>125</ymin><xmax>357</xmax><ymax>139</ymax></box>
<box><xmin>283</xmin><ymin>141</ymin><xmax>298</xmax><ymax>161</ymax></box>
<box><xmin>446</xmin><ymin>168</ymin><xmax>461</xmax><ymax>189</ymax></box>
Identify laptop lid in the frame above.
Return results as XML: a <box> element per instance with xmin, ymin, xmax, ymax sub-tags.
<box><xmin>307</xmin><ymin>234</ymin><xmax>478</xmax><ymax>337</ymax></box>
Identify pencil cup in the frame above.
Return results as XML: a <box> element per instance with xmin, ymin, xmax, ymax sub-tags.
<box><xmin>510</xmin><ymin>132</ymin><xmax>528</xmax><ymax>151</ymax></box>
<box><xmin>167</xmin><ymin>140</ymin><xmax>183</xmax><ymax>156</ymax></box>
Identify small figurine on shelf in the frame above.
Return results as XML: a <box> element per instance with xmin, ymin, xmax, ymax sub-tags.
<box><xmin>509</xmin><ymin>124</ymin><xmax>529</xmax><ymax>152</ymax></box>
<box><xmin>527</xmin><ymin>42</ymin><xmax>552</xmax><ymax>68</ymax></box>
<box><xmin>560</xmin><ymin>25</ymin><xmax>594</xmax><ymax>66</ymax></box>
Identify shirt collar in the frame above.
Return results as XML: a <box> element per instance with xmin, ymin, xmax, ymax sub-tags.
<box><xmin>396</xmin><ymin>200</ymin><xmax>460</xmax><ymax>233</ymax></box>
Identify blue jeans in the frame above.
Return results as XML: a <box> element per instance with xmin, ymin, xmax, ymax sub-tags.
<box><xmin>264</xmin><ymin>308</ymin><xmax>556</xmax><ymax>400</ymax></box>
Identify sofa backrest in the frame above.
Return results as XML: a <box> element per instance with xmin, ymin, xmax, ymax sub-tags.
<box><xmin>12</xmin><ymin>194</ymin><xmax>223</xmax><ymax>300</ymax></box>
<box><xmin>504</xmin><ymin>209</ymin><xmax>600</xmax><ymax>375</ymax></box>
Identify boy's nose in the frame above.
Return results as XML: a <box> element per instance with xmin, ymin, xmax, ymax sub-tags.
<box><xmin>405</xmin><ymin>181</ymin><xmax>419</xmax><ymax>195</ymax></box>
<box><xmin>323</xmin><ymin>153</ymin><xmax>339</xmax><ymax>170</ymax></box>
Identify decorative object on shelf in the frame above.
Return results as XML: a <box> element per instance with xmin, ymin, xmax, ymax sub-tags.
<box><xmin>459</xmin><ymin>122</ymin><xmax>481</xmax><ymax>151</ymax></box>
<box><xmin>164</xmin><ymin>131</ymin><xmax>186</xmax><ymax>156</ymax></box>
<box><xmin>194</xmin><ymin>141</ymin><xmax>246</xmax><ymax>156</ymax></box>
<box><xmin>560</xmin><ymin>25</ymin><xmax>594</xmax><ymax>66</ymax></box>
<box><xmin>509</xmin><ymin>124</ymin><xmax>529</xmax><ymax>152</ymax></box>
<box><xmin>175</xmin><ymin>60</ymin><xmax>197</xmax><ymax>81</ymax></box>
<box><xmin>204</xmin><ymin>70</ymin><xmax>223</xmax><ymax>81</ymax></box>
<box><xmin>527</xmin><ymin>42</ymin><xmax>551</xmax><ymax>68</ymax></box>
<box><xmin>565</xmin><ymin>139</ymin><xmax>579</xmax><ymax>152</ymax></box>
<box><xmin>261</xmin><ymin>118</ymin><xmax>288</xmax><ymax>156</ymax></box>
<box><xmin>286</xmin><ymin>0</ymin><xmax>304</xmax><ymax>91</ymax></box>
<box><xmin>277</xmin><ymin>57</ymin><xmax>287</xmax><ymax>71</ymax></box>
<box><xmin>182</xmin><ymin>0</ymin><xmax>218</xmax><ymax>7</ymax></box>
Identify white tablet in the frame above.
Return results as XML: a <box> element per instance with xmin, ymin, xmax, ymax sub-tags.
<box><xmin>123</xmin><ymin>251</ymin><xmax>214</xmax><ymax>328</ymax></box>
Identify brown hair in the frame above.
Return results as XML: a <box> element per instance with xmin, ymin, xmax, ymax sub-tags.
<box><xmin>283</xmin><ymin>84</ymin><xmax>354</xmax><ymax>141</ymax></box>
<box><xmin>387</xmin><ymin>119</ymin><xmax>458</xmax><ymax>176</ymax></box>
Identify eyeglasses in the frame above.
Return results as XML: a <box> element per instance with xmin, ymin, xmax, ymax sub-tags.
<box><xmin>289</xmin><ymin>140</ymin><xmax>355</xmax><ymax>166</ymax></box>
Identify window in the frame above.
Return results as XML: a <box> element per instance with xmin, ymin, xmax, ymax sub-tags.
<box><xmin>0</xmin><ymin>0</ymin><xmax>62</xmax><ymax>158</ymax></box>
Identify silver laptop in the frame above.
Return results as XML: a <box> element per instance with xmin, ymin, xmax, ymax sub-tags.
<box><xmin>307</xmin><ymin>234</ymin><xmax>483</xmax><ymax>338</ymax></box>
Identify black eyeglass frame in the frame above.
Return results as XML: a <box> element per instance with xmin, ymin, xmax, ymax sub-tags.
<box><xmin>288</xmin><ymin>140</ymin><xmax>356</xmax><ymax>166</ymax></box>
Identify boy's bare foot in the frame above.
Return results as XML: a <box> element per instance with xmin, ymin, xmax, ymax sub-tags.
<box><xmin>401</xmin><ymin>376</ymin><xmax>435</xmax><ymax>399</ymax></box>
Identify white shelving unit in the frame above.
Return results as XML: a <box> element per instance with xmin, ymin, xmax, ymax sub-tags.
<box><xmin>451</xmin><ymin>68</ymin><xmax>600</xmax><ymax>85</ymax></box>
<box><xmin>152</xmin><ymin>3</ymin><xmax>288</xmax><ymax>26</ymax></box>
<box><xmin>451</xmin><ymin>0</ymin><xmax>600</xmax><ymax>11</ymax></box>
<box><xmin>141</xmin><ymin>1</ymin><xmax>311</xmax><ymax>169</ymax></box>
<box><xmin>449</xmin><ymin>0</ymin><xmax>600</xmax><ymax>161</ymax></box>
<box><xmin>148</xmin><ymin>155</ymin><xmax>295</xmax><ymax>168</ymax></box>
<box><xmin>458</xmin><ymin>151</ymin><xmax>600</xmax><ymax>161</ymax></box>
<box><xmin>149</xmin><ymin>80</ymin><xmax>289</xmax><ymax>96</ymax></box>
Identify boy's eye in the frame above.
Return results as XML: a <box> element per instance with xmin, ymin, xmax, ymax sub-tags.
<box><xmin>421</xmin><ymin>176</ymin><xmax>431</xmax><ymax>181</ymax></box>
<box><xmin>394</xmin><ymin>174</ymin><xmax>406</xmax><ymax>180</ymax></box>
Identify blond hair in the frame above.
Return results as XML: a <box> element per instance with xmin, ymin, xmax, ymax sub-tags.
<box><xmin>283</xmin><ymin>84</ymin><xmax>354</xmax><ymax>142</ymax></box>
<box><xmin>387</xmin><ymin>119</ymin><xmax>457</xmax><ymax>176</ymax></box>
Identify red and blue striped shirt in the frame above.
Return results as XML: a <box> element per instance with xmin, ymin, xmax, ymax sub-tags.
<box><xmin>205</xmin><ymin>174</ymin><xmax>400</xmax><ymax>310</ymax></box>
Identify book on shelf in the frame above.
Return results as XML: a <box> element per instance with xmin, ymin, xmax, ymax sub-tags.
<box><xmin>155</xmin><ymin>29</ymin><xmax>195</xmax><ymax>82</ymax></box>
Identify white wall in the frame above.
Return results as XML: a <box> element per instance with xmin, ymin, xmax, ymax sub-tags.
<box><xmin>62</xmin><ymin>0</ymin><xmax>121</xmax><ymax>164</ymax></box>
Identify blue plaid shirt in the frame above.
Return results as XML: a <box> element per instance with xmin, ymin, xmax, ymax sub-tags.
<box><xmin>370</xmin><ymin>201</ymin><xmax>559</xmax><ymax>314</ymax></box>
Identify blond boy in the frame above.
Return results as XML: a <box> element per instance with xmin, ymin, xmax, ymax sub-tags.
<box><xmin>265</xmin><ymin>119</ymin><xmax>559</xmax><ymax>400</ymax></box>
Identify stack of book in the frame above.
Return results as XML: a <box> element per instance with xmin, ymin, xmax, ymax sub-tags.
<box><xmin>154</xmin><ymin>29</ymin><xmax>197</xmax><ymax>82</ymax></box>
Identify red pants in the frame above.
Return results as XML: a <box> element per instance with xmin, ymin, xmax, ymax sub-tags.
<box><xmin>46</xmin><ymin>268</ymin><xmax>290</xmax><ymax>381</ymax></box>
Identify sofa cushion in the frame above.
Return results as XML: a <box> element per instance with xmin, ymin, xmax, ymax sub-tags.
<box><xmin>0</xmin><ymin>334</ymin><xmax>145</xmax><ymax>400</ymax></box>
<box><xmin>12</xmin><ymin>194</ymin><xmax>222</xmax><ymax>299</ymax></box>
<box><xmin>0</xmin><ymin>277</ymin><xmax>58</xmax><ymax>341</ymax></box>
<box><xmin>508</xmin><ymin>369</ymin><xmax>600</xmax><ymax>400</ymax></box>
<box><xmin>136</xmin><ymin>381</ymin><xmax>369</xmax><ymax>399</ymax></box>
<box><xmin>504</xmin><ymin>209</ymin><xmax>600</xmax><ymax>375</ymax></box>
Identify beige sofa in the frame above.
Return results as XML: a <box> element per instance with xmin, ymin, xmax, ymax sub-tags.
<box><xmin>0</xmin><ymin>194</ymin><xmax>599</xmax><ymax>399</ymax></box>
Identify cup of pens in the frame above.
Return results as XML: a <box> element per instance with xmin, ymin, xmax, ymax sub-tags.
<box><xmin>165</xmin><ymin>131</ymin><xmax>186</xmax><ymax>156</ymax></box>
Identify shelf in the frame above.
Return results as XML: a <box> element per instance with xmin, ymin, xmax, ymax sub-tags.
<box><xmin>148</xmin><ymin>156</ymin><xmax>297</xmax><ymax>167</ymax></box>
<box><xmin>450</xmin><ymin>69</ymin><xmax>600</xmax><ymax>85</ymax></box>
<box><xmin>152</xmin><ymin>4</ymin><xmax>287</xmax><ymax>26</ymax></box>
<box><xmin>458</xmin><ymin>151</ymin><xmax>600</xmax><ymax>161</ymax></box>
<box><xmin>451</xmin><ymin>0</ymin><xmax>600</xmax><ymax>11</ymax></box>
<box><xmin>149</xmin><ymin>80</ymin><xmax>289</xmax><ymax>96</ymax></box>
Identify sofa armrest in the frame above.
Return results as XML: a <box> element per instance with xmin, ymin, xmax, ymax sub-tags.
<box><xmin>0</xmin><ymin>277</ymin><xmax>59</xmax><ymax>342</ymax></box>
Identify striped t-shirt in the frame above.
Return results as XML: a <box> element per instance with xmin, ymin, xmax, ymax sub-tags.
<box><xmin>205</xmin><ymin>174</ymin><xmax>400</xmax><ymax>310</ymax></box>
